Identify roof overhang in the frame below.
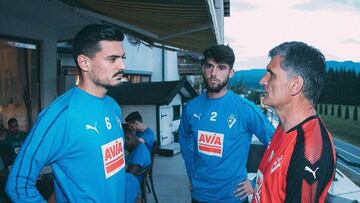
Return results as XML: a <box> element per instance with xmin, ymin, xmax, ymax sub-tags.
<box><xmin>108</xmin><ymin>80</ymin><xmax>198</xmax><ymax>105</ymax></box>
<box><xmin>61</xmin><ymin>0</ymin><xmax>221</xmax><ymax>52</ymax></box>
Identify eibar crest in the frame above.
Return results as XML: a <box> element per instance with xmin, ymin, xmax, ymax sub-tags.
<box><xmin>115</xmin><ymin>115</ymin><xmax>122</xmax><ymax>128</ymax></box>
<box><xmin>227</xmin><ymin>114</ymin><xmax>237</xmax><ymax>128</ymax></box>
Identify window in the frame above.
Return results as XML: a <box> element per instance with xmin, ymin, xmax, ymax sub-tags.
<box><xmin>122</xmin><ymin>70</ymin><xmax>152</xmax><ymax>84</ymax></box>
<box><xmin>0</xmin><ymin>37</ymin><xmax>40</xmax><ymax>131</ymax></box>
<box><xmin>173</xmin><ymin>105</ymin><xmax>181</xmax><ymax>120</ymax></box>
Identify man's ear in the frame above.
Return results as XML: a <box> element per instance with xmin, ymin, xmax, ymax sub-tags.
<box><xmin>289</xmin><ymin>75</ymin><xmax>304</xmax><ymax>96</ymax></box>
<box><xmin>77</xmin><ymin>54</ymin><xmax>91</xmax><ymax>72</ymax></box>
<box><xmin>229</xmin><ymin>68</ymin><xmax>235</xmax><ymax>79</ymax></box>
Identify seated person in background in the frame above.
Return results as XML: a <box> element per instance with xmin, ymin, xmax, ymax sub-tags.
<box><xmin>125</xmin><ymin>111</ymin><xmax>155</xmax><ymax>152</ymax></box>
<box><xmin>125</xmin><ymin>173</ymin><xmax>141</xmax><ymax>203</ymax></box>
<box><xmin>123</xmin><ymin>124</ymin><xmax>151</xmax><ymax>182</ymax></box>
<box><xmin>5</xmin><ymin>118</ymin><xmax>27</xmax><ymax>157</ymax></box>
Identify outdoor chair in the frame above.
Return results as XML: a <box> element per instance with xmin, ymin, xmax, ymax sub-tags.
<box><xmin>145</xmin><ymin>141</ymin><xmax>159</xmax><ymax>203</ymax></box>
<box><xmin>135</xmin><ymin>164</ymin><xmax>152</xmax><ymax>203</ymax></box>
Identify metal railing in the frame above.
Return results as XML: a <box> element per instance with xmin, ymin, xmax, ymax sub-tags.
<box><xmin>337</xmin><ymin>153</ymin><xmax>360</xmax><ymax>168</ymax></box>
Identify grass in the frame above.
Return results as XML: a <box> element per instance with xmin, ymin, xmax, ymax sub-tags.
<box><xmin>317</xmin><ymin>104</ymin><xmax>360</xmax><ymax>187</ymax></box>
<box><xmin>318</xmin><ymin>104</ymin><xmax>360</xmax><ymax>147</ymax></box>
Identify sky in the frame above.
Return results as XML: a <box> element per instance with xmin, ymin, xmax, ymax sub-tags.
<box><xmin>224</xmin><ymin>0</ymin><xmax>360</xmax><ymax>70</ymax></box>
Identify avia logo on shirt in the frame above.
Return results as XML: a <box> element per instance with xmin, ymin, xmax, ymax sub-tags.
<box><xmin>254</xmin><ymin>170</ymin><xmax>264</xmax><ymax>203</ymax></box>
<box><xmin>197</xmin><ymin>130</ymin><xmax>224</xmax><ymax>157</ymax></box>
<box><xmin>101</xmin><ymin>137</ymin><xmax>125</xmax><ymax>178</ymax></box>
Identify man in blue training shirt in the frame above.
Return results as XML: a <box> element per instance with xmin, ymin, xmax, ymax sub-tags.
<box><xmin>178</xmin><ymin>45</ymin><xmax>275</xmax><ymax>203</ymax></box>
<box><xmin>123</xmin><ymin>124</ymin><xmax>151</xmax><ymax>183</ymax></box>
<box><xmin>125</xmin><ymin>173</ymin><xmax>141</xmax><ymax>203</ymax></box>
<box><xmin>6</xmin><ymin>24</ymin><xmax>127</xmax><ymax>202</ymax></box>
<box><xmin>125</xmin><ymin>111</ymin><xmax>156</xmax><ymax>153</ymax></box>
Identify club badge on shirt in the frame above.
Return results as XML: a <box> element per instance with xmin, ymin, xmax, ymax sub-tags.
<box><xmin>101</xmin><ymin>137</ymin><xmax>125</xmax><ymax>178</ymax></box>
<box><xmin>227</xmin><ymin>114</ymin><xmax>236</xmax><ymax>128</ymax></box>
<box><xmin>197</xmin><ymin>130</ymin><xmax>224</xmax><ymax>157</ymax></box>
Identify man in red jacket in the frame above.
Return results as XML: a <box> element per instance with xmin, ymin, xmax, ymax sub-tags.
<box><xmin>253</xmin><ymin>41</ymin><xmax>336</xmax><ymax>203</ymax></box>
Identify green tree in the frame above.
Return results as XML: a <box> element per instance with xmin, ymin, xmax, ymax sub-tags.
<box><xmin>331</xmin><ymin>104</ymin><xmax>335</xmax><ymax>116</ymax></box>
<box><xmin>319</xmin><ymin>104</ymin><xmax>323</xmax><ymax>114</ymax></box>
<box><xmin>337</xmin><ymin>105</ymin><xmax>342</xmax><ymax>118</ymax></box>
<box><xmin>354</xmin><ymin>106</ymin><xmax>358</xmax><ymax>121</ymax></box>
<box><xmin>345</xmin><ymin>106</ymin><xmax>350</xmax><ymax>119</ymax></box>
<box><xmin>324</xmin><ymin>105</ymin><xmax>328</xmax><ymax>115</ymax></box>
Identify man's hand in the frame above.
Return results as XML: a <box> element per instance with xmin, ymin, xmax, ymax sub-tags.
<box><xmin>234</xmin><ymin>179</ymin><xmax>253</xmax><ymax>200</ymax></box>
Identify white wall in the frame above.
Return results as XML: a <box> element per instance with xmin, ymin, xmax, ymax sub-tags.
<box><xmin>121</xmin><ymin>105</ymin><xmax>157</xmax><ymax>141</ymax></box>
<box><xmin>168</xmin><ymin>94</ymin><xmax>182</xmax><ymax>133</ymax></box>
<box><xmin>123</xmin><ymin>36</ymin><xmax>179</xmax><ymax>82</ymax></box>
<box><xmin>123</xmin><ymin>37</ymin><xmax>162</xmax><ymax>81</ymax></box>
<box><xmin>164</xmin><ymin>50</ymin><xmax>179</xmax><ymax>81</ymax></box>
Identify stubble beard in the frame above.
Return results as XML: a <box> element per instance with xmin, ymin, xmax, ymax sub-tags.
<box><xmin>203</xmin><ymin>76</ymin><xmax>229</xmax><ymax>93</ymax></box>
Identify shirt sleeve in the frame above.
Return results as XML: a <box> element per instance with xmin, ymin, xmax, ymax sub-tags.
<box><xmin>178</xmin><ymin>104</ymin><xmax>195</xmax><ymax>179</ymax></box>
<box><xmin>285</xmin><ymin>125</ymin><xmax>335</xmax><ymax>203</ymax></box>
<box><xmin>142</xmin><ymin>129</ymin><xmax>155</xmax><ymax>150</ymax></box>
<box><xmin>5</xmin><ymin>108</ymin><xmax>68</xmax><ymax>202</ymax></box>
<box><xmin>246</xmin><ymin>103</ymin><xmax>275</xmax><ymax>145</ymax></box>
<box><xmin>129</xmin><ymin>145</ymin><xmax>151</xmax><ymax>169</ymax></box>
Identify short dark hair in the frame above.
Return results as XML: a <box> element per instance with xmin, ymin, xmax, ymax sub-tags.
<box><xmin>72</xmin><ymin>24</ymin><xmax>124</xmax><ymax>67</ymax></box>
<box><xmin>8</xmin><ymin>117</ymin><xmax>18</xmax><ymax>126</ymax></box>
<box><xmin>269</xmin><ymin>41</ymin><xmax>326</xmax><ymax>104</ymax></box>
<box><xmin>203</xmin><ymin>45</ymin><xmax>235</xmax><ymax>69</ymax></box>
<box><xmin>125</xmin><ymin>111</ymin><xmax>143</xmax><ymax>123</ymax></box>
<box><xmin>122</xmin><ymin>123</ymin><xmax>134</xmax><ymax>135</ymax></box>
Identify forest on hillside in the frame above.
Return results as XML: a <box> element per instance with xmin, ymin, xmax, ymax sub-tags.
<box><xmin>319</xmin><ymin>68</ymin><xmax>360</xmax><ymax>105</ymax></box>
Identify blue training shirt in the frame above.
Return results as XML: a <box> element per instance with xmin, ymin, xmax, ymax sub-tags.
<box><xmin>126</xmin><ymin>143</ymin><xmax>151</xmax><ymax>182</ymax></box>
<box><xmin>125</xmin><ymin>173</ymin><xmax>140</xmax><ymax>203</ymax></box>
<box><xmin>6</xmin><ymin>87</ymin><xmax>126</xmax><ymax>203</ymax></box>
<box><xmin>179</xmin><ymin>90</ymin><xmax>274</xmax><ymax>202</ymax></box>
<box><xmin>136</xmin><ymin>127</ymin><xmax>155</xmax><ymax>152</ymax></box>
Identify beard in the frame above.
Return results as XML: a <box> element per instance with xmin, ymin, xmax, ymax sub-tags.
<box><xmin>203</xmin><ymin>76</ymin><xmax>229</xmax><ymax>93</ymax></box>
<box><xmin>90</xmin><ymin>71</ymin><xmax>123</xmax><ymax>89</ymax></box>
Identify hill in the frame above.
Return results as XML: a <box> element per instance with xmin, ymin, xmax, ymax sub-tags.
<box><xmin>230</xmin><ymin>61</ymin><xmax>360</xmax><ymax>89</ymax></box>
<box><xmin>326</xmin><ymin>61</ymin><xmax>360</xmax><ymax>72</ymax></box>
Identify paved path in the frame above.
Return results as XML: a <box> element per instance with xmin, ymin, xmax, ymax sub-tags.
<box><xmin>145</xmin><ymin>137</ymin><xmax>360</xmax><ymax>203</ymax></box>
<box><xmin>146</xmin><ymin>154</ymin><xmax>191</xmax><ymax>203</ymax></box>
<box><xmin>333</xmin><ymin>138</ymin><xmax>360</xmax><ymax>183</ymax></box>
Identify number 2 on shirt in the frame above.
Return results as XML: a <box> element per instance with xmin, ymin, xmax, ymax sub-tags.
<box><xmin>210</xmin><ymin>112</ymin><xmax>217</xmax><ymax>121</ymax></box>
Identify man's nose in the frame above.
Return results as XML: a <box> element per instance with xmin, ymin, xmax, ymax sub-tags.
<box><xmin>211</xmin><ymin>67</ymin><xmax>218</xmax><ymax>76</ymax></box>
<box><xmin>116</xmin><ymin>58</ymin><xmax>126</xmax><ymax>70</ymax></box>
<box><xmin>259</xmin><ymin>73</ymin><xmax>268</xmax><ymax>86</ymax></box>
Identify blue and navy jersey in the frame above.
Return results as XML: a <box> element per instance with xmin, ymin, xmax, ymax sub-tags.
<box><xmin>125</xmin><ymin>173</ymin><xmax>140</xmax><ymax>203</ymax></box>
<box><xmin>127</xmin><ymin>143</ymin><xmax>151</xmax><ymax>182</ymax></box>
<box><xmin>6</xmin><ymin>87</ymin><xmax>126</xmax><ymax>203</ymax></box>
<box><xmin>179</xmin><ymin>90</ymin><xmax>275</xmax><ymax>202</ymax></box>
<box><xmin>136</xmin><ymin>127</ymin><xmax>155</xmax><ymax>152</ymax></box>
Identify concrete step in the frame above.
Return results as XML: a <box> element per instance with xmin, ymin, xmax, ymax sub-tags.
<box><xmin>158</xmin><ymin>142</ymin><xmax>181</xmax><ymax>157</ymax></box>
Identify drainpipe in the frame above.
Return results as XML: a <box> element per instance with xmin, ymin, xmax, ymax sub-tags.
<box><xmin>162</xmin><ymin>45</ymin><xmax>165</xmax><ymax>81</ymax></box>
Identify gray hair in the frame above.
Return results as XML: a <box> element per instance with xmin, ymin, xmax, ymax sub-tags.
<box><xmin>269</xmin><ymin>41</ymin><xmax>326</xmax><ymax>104</ymax></box>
